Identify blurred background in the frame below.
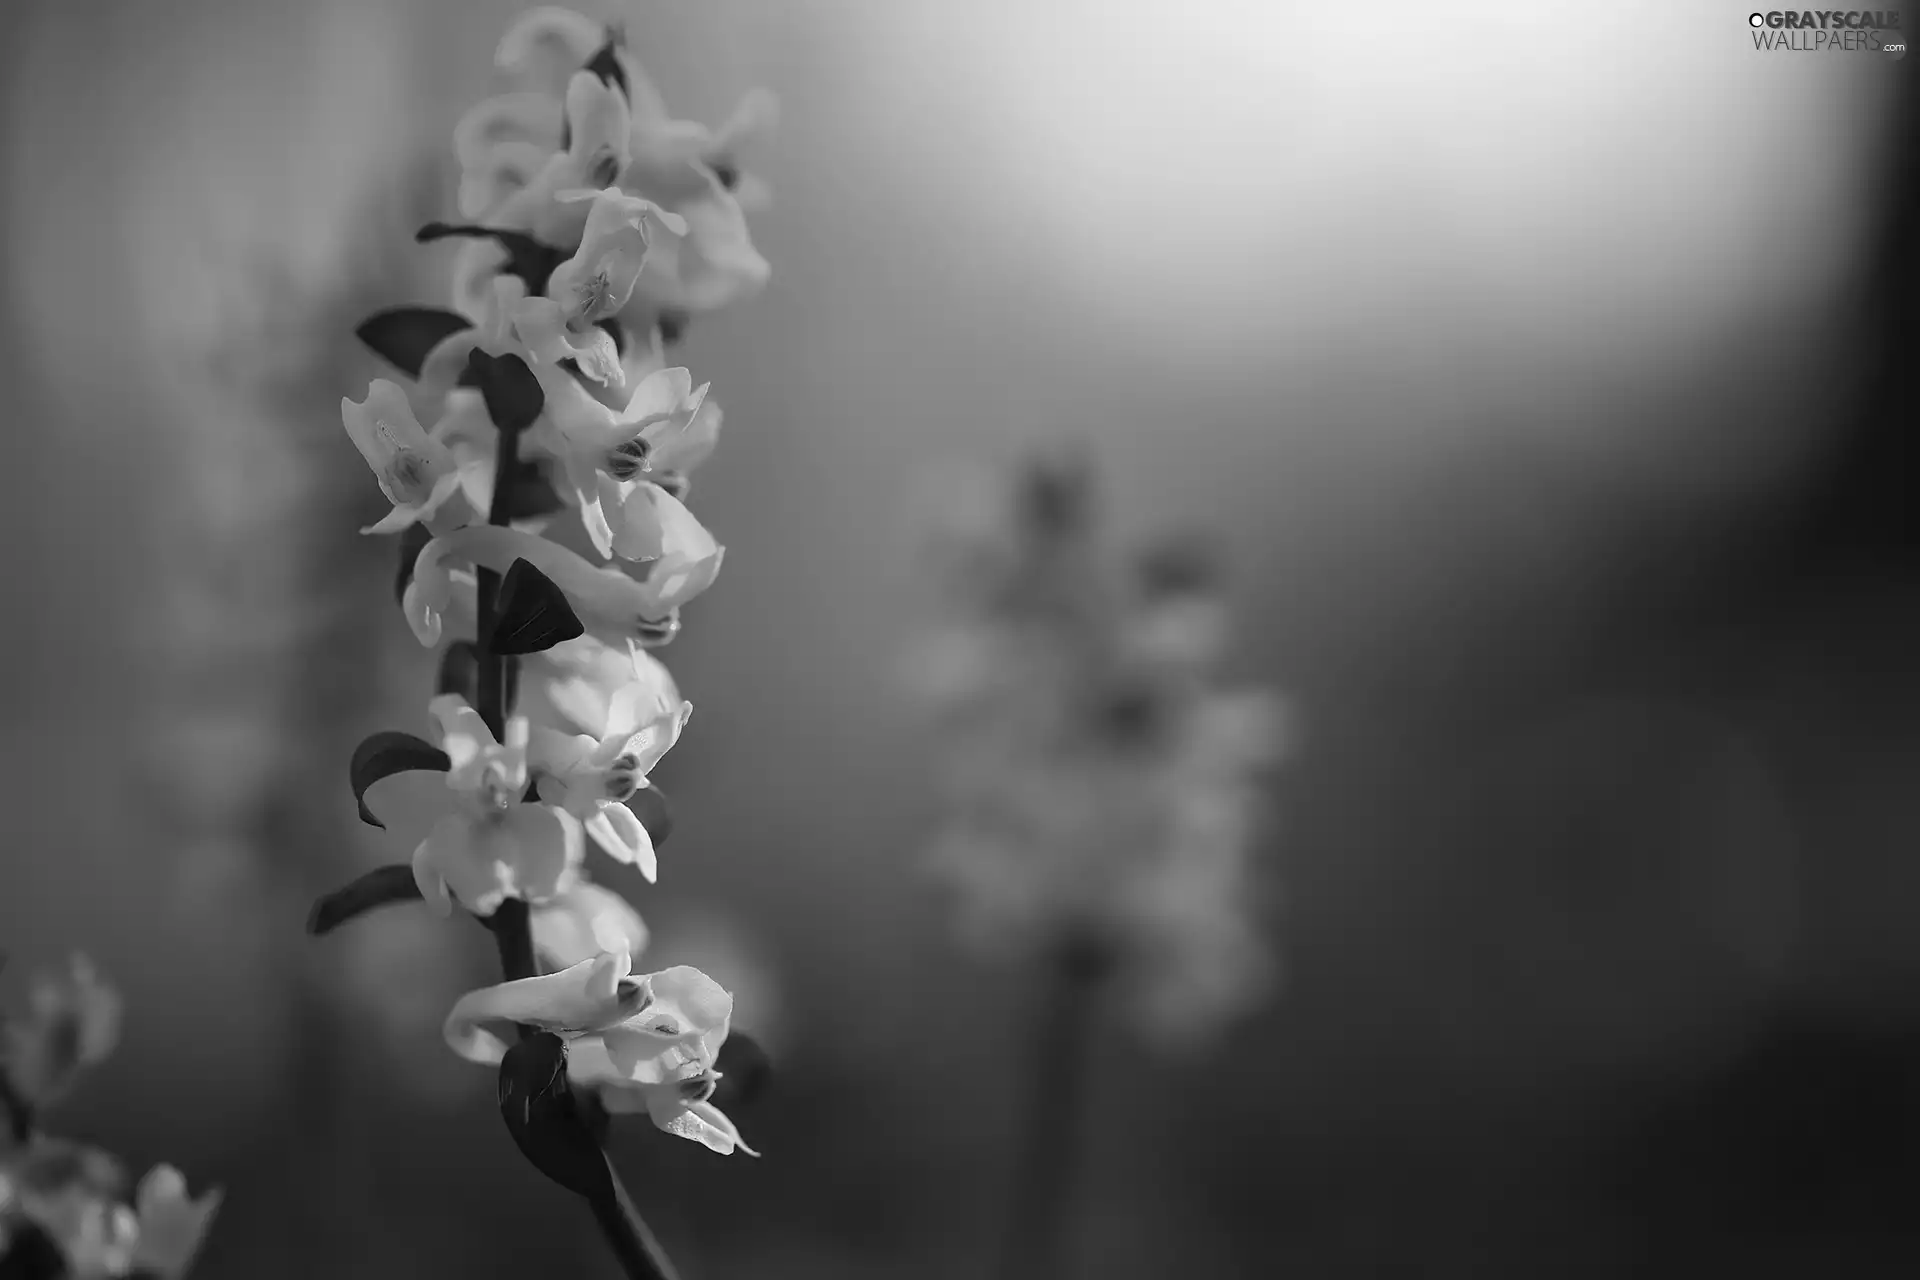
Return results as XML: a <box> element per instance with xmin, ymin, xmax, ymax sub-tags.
<box><xmin>2</xmin><ymin>0</ymin><xmax>1918</xmax><ymax>1275</ymax></box>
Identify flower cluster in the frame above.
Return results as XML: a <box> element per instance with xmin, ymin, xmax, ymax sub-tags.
<box><xmin>915</xmin><ymin>452</ymin><xmax>1287</xmax><ymax>1047</ymax></box>
<box><xmin>315</xmin><ymin>4</ymin><xmax>771</xmax><ymax>1194</ymax></box>
<box><xmin>0</xmin><ymin>958</ymin><xmax>220</xmax><ymax>1279</ymax></box>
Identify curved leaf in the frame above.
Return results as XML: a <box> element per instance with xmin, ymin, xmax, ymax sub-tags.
<box><xmin>307</xmin><ymin>865</ymin><xmax>425</xmax><ymax>936</ymax></box>
<box><xmin>584</xmin><ymin>38</ymin><xmax>629</xmax><ymax>95</ymax></box>
<box><xmin>351</xmin><ymin>731</ymin><xmax>450</xmax><ymax>828</ymax></box>
<box><xmin>712</xmin><ymin>1031</ymin><xmax>771</xmax><ymax>1113</ymax></box>
<box><xmin>355</xmin><ymin>308</ymin><xmax>473</xmax><ymax>378</ymax></box>
<box><xmin>484</xmin><ymin>558</ymin><xmax>585</xmax><ymax>656</ymax></box>
<box><xmin>498</xmin><ymin>1032</ymin><xmax>614</xmax><ymax>1198</ymax></box>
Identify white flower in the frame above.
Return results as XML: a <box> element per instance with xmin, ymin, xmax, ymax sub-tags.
<box><xmin>481</xmin><ymin>70</ymin><xmax>634</xmax><ymax>246</ymax></box>
<box><xmin>530</xmin><ymin>682</ymin><xmax>691</xmax><ymax>881</ymax></box>
<box><xmin>443</xmin><ymin>955</ymin><xmax>754</xmax><ymax>1155</ymax></box>
<box><xmin>530</xmin><ymin>364</ymin><xmax>715</xmax><ymax>561</ymax></box>
<box><xmin>575</xmin><ymin>1043</ymin><xmax>757</xmax><ymax>1156</ymax></box>
<box><xmin>0</xmin><ymin>955</ymin><xmax>121</xmax><ymax>1109</ymax></box>
<box><xmin>404</xmin><ymin>525</ymin><xmax>723</xmax><ymax>649</ymax></box>
<box><xmin>444</xmin><ymin>949</ymin><xmax>650</xmax><ymax>1060</ymax></box>
<box><xmin>364</xmin><ymin>694</ymin><xmax>586</xmax><ymax>916</ymax></box>
<box><xmin>531</xmin><ymin>879</ymin><xmax>651</xmax><ymax>971</ymax></box>
<box><xmin>0</xmin><ymin>1140</ymin><xmax>135</xmax><ymax>1280</ymax></box>
<box><xmin>511</xmin><ymin>188</ymin><xmax>685</xmax><ymax>387</ymax></box>
<box><xmin>474</xmin><ymin>8</ymin><xmax>772</xmax><ymax>317</ymax></box>
<box><xmin>129</xmin><ymin>1165</ymin><xmax>221</xmax><ymax>1280</ymax></box>
<box><xmin>623</xmin><ymin>168</ymin><xmax>770</xmax><ymax>317</ymax></box>
<box><xmin>518</xmin><ymin>634</ymin><xmax>680</xmax><ymax>740</ymax></box>
<box><xmin>493</xmin><ymin>7</ymin><xmax>619</xmax><ymax>101</ymax></box>
<box><xmin>340</xmin><ymin>380</ymin><xmax>466</xmax><ymax>535</ymax></box>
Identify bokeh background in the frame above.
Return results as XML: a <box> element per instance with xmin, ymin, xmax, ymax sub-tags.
<box><xmin>3</xmin><ymin>0</ymin><xmax>1918</xmax><ymax>1275</ymax></box>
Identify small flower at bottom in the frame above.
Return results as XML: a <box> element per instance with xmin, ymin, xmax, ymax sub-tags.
<box><xmin>443</xmin><ymin>950</ymin><xmax>650</xmax><ymax>1062</ymax></box>
<box><xmin>577</xmin><ymin>1042</ymin><xmax>758</xmax><ymax>1156</ymax></box>
<box><xmin>0</xmin><ymin>954</ymin><xmax>121</xmax><ymax>1111</ymax></box>
<box><xmin>447</xmin><ymin>956</ymin><xmax>749</xmax><ymax>1137</ymax></box>
<box><xmin>402</xmin><ymin>694</ymin><xmax>586</xmax><ymax>916</ymax></box>
<box><xmin>0</xmin><ymin>1138</ymin><xmax>134</xmax><ymax>1278</ymax></box>
<box><xmin>129</xmin><ymin>1165</ymin><xmax>221</xmax><ymax>1280</ymax></box>
<box><xmin>444</xmin><ymin>958</ymin><xmax>752</xmax><ymax>1154</ymax></box>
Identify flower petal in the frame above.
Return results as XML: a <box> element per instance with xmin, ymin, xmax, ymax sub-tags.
<box><xmin>454</xmin><ymin>92</ymin><xmax>564</xmax><ymax>169</ymax></box>
<box><xmin>497</xmin><ymin>6</ymin><xmax>608</xmax><ymax>79</ymax></box>
<box><xmin>600</xmin><ymin>964</ymin><xmax>732</xmax><ymax>1082</ymax></box>
<box><xmin>443</xmin><ymin>949</ymin><xmax>638</xmax><ymax>1064</ymax></box>
<box><xmin>131</xmin><ymin>1165</ymin><xmax>222</xmax><ymax>1280</ymax></box>
<box><xmin>363</xmin><ymin>767</ymin><xmax>454</xmax><ymax>849</ymax></box>
<box><xmin>411</xmin><ymin>825</ymin><xmax>456</xmax><ymax>917</ymax></box>
<box><xmin>642</xmin><ymin>1091</ymin><xmax>758</xmax><ymax>1155</ymax></box>
<box><xmin>584</xmin><ymin>801</ymin><xmax>656</xmax><ymax>882</ymax></box>
<box><xmin>531</xmin><ymin>880</ymin><xmax>650</xmax><ymax>969</ymax></box>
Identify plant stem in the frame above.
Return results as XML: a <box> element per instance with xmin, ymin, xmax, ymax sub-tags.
<box><xmin>475</xmin><ymin>417</ymin><xmax>682</xmax><ymax>1280</ymax></box>
<box><xmin>998</xmin><ymin>942</ymin><xmax>1102</xmax><ymax>1280</ymax></box>
<box><xmin>0</xmin><ymin>1069</ymin><xmax>32</xmax><ymax>1145</ymax></box>
<box><xmin>590</xmin><ymin>1154</ymin><xmax>685</xmax><ymax>1280</ymax></box>
<box><xmin>474</xmin><ymin>424</ymin><xmax>520</xmax><ymax>744</ymax></box>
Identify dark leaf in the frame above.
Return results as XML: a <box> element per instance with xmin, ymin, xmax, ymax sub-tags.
<box><xmin>392</xmin><ymin>521</ymin><xmax>435</xmax><ymax>607</ymax></box>
<box><xmin>500</xmin><ymin>458</ymin><xmax>567</xmax><ymax>519</ymax></box>
<box><xmin>0</xmin><ymin>1063</ymin><xmax>32</xmax><ymax>1145</ymax></box>
<box><xmin>354</xmin><ymin>308</ymin><xmax>472</xmax><ymax>378</ymax></box>
<box><xmin>712</xmin><ymin>1032</ymin><xmax>771</xmax><ymax>1113</ymax></box>
<box><xmin>1137</xmin><ymin>532</ymin><xmax>1220</xmax><ymax>599</ymax></box>
<box><xmin>483</xmin><ymin>558</ymin><xmax>585</xmax><ymax>655</ymax></box>
<box><xmin>584</xmin><ymin>37</ymin><xmax>629</xmax><ymax>95</ymax></box>
<box><xmin>1019</xmin><ymin>449</ymin><xmax>1094</xmax><ymax>542</ymax></box>
<box><xmin>350</xmin><ymin>731</ymin><xmax>450</xmax><ymax>828</ymax></box>
<box><xmin>307</xmin><ymin>865</ymin><xmax>425</xmax><ymax>936</ymax></box>
<box><xmin>628</xmin><ymin>784</ymin><xmax>674</xmax><ymax>848</ymax></box>
<box><xmin>462</xmin><ymin>351</ymin><xmax>546</xmax><ymax>435</ymax></box>
<box><xmin>416</xmin><ymin>223</ymin><xmax>568</xmax><ymax>296</ymax></box>
<box><xmin>498</xmin><ymin>1033</ymin><xmax>615</xmax><ymax>1198</ymax></box>
<box><xmin>437</xmin><ymin>640</ymin><xmax>481</xmax><ymax>703</ymax></box>
<box><xmin>0</xmin><ymin>1223</ymin><xmax>68</xmax><ymax>1280</ymax></box>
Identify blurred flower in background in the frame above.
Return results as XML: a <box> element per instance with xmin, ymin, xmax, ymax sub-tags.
<box><xmin>0</xmin><ymin>958</ymin><xmax>219</xmax><ymax>1280</ymax></box>
<box><xmin>916</xmin><ymin>448</ymin><xmax>1287</xmax><ymax>1047</ymax></box>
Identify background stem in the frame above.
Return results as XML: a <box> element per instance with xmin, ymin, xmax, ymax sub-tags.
<box><xmin>998</xmin><ymin>942</ymin><xmax>1102</xmax><ymax>1280</ymax></box>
